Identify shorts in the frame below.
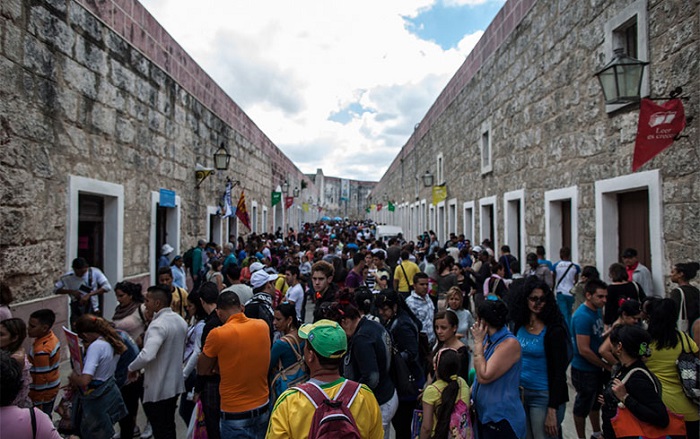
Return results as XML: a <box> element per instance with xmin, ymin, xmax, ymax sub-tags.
<box><xmin>571</xmin><ymin>367</ymin><xmax>603</xmax><ymax>418</ymax></box>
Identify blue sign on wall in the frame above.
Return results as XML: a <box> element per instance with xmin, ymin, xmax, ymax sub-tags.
<box><xmin>159</xmin><ymin>188</ymin><xmax>176</xmax><ymax>207</ymax></box>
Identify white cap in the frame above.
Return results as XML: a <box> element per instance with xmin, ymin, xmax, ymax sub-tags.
<box><xmin>249</xmin><ymin>262</ymin><xmax>264</xmax><ymax>273</ymax></box>
<box><xmin>161</xmin><ymin>244</ymin><xmax>174</xmax><ymax>256</ymax></box>
<box><xmin>250</xmin><ymin>270</ymin><xmax>278</xmax><ymax>289</ymax></box>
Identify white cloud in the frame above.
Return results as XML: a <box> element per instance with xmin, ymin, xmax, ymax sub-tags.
<box><xmin>140</xmin><ymin>0</ymin><xmax>490</xmax><ymax>180</ymax></box>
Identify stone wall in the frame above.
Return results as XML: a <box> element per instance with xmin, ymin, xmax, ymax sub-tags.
<box><xmin>0</xmin><ymin>0</ymin><xmax>317</xmax><ymax>304</ymax></box>
<box><xmin>371</xmin><ymin>0</ymin><xmax>699</xmax><ymax>289</ymax></box>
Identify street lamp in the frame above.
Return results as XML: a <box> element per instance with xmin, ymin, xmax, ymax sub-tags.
<box><xmin>594</xmin><ymin>48</ymin><xmax>648</xmax><ymax>105</ymax></box>
<box><xmin>293</xmin><ymin>187</ymin><xmax>300</xmax><ymax>197</ymax></box>
<box><xmin>421</xmin><ymin>170</ymin><xmax>434</xmax><ymax>187</ymax></box>
<box><xmin>213</xmin><ymin>143</ymin><xmax>231</xmax><ymax>170</ymax></box>
<box><xmin>282</xmin><ymin>180</ymin><xmax>289</xmax><ymax>194</ymax></box>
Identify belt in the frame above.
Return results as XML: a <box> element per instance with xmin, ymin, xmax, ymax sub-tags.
<box><xmin>220</xmin><ymin>404</ymin><xmax>269</xmax><ymax>420</ymax></box>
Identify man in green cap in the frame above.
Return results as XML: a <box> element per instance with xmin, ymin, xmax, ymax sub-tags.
<box><xmin>265</xmin><ymin>319</ymin><xmax>383</xmax><ymax>438</ymax></box>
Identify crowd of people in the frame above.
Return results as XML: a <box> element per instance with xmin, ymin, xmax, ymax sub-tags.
<box><xmin>0</xmin><ymin>220</ymin><xmax>699</xmax><ymax>439</ymax></box>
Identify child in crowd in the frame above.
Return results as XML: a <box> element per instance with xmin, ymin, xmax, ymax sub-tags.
<box><xmin>27</xmin><ymin>309</ymin><xmax>61</xmax><ymax>416</ymax></box>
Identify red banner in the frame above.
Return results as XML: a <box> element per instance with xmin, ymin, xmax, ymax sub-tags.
<box><xmin>633</xmin><ymin>98</ymin><xmax>685</xmax><ymax>171</ymax></box>
<box><xmin>236</xmin><ymin>191</ymin><xmax>251</xmax><ymax>230</ymax></box>
<box><xmin>377</xmin><ymin>203</ymin><xmax>383</xmax><ymax>211</ymax></box>
<box><xmin>284</xmin><ymin>196</ymin><xmax>294</xmax><ymax>209</ymax></box>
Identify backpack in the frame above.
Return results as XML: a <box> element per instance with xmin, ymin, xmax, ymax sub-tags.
<box><xmin>295</xmin><ymin>380</ymin><xmax>362</xmax><ymax>439</ymax></box>
<box><xmin>183</xmin><ymin>247</ymin><xmax>196</xmax><ymax>268</ymax></box>
<box><xmin>449</xmin><ymin>399</ymin><xmax>472</xmax><ymax>439</ymax></box>
<box><xmin>270</xmin><ymin>336</ymin><xmax>309</xmax><ymax>405</ymax></box>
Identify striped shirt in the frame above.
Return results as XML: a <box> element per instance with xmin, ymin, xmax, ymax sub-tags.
<box><xmin>29</xmin><ymin>331</ymin><xmax>61</xmax><ymax>404</ymax></box>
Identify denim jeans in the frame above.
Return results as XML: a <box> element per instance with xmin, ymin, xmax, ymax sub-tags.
<box><xmin>522</xmin><ymin>388</ymin><xmax>565</xmax><ymax>439</ymax></box>
<box><xmin>556</xmin><ymin>293</ymin><xmax>574</xmax><ymax>329</ymax></box>
<box><xmin>379</xmin><ymin>390</ymin><xmax>399</xmax><ymax>439</ymax></box>
<box><xmin>219</xmin><ymin>408</ymin><xmax>270</xmax><ymax>439</ymax></box>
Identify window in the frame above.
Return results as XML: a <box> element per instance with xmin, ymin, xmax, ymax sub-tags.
<box><xmin>603</xmin><ymin>0</ymin><xmax>649</xmax><ymax>113</ymax></box>
<box><xmin>479</xmin><ymin>196</ymin><xmax>497</xmax><ymax>249</ymax></box>
<box><xmin>463</xmin><ymin>201</ymin><xmax>474</xmax><ymax>243</ymax></box>
<box><xmin>480</xmin><ymin>121</ymin><xmax>492</xmax><ymax>174</ymax></box>
<box><xmin>545</xmin><ymin>186</ymin><xmax>579</xmax><ymax>264</ymax></box>
<box><xmin>504</xmin><ymin>190</ymin><xmax>526</xmax><ymax>263</ymax></box>
<box><xmin>437</xmin><ymin>153</ymin><xmax>444</xmax><ymax>185</ymax></box>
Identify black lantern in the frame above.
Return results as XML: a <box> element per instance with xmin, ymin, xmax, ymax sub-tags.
<box><xmin>214</xmin><ymin>143</ymin><xmax>231</xmax><ymax>170</ymax></box>
<box><xmin>421</xmin><ymin>170</ymin><xmax>434</xmax><ymax>188</ymax></box>
<box><xmin>595</xmin><ymin>49</ymin><xmax>648</xmax><ymax>105</ymax></box>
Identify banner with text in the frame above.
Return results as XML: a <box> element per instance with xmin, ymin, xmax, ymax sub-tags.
<box><xmin>285</xmin><ymin>196</ymin><xmax>294</xmax><ymax>209</ymax></box>
<box><xmin>340</xmin><ymin>179</ymin><xmax>350</xmax><ymax>201</ymax></box>
<box><xmin>633</xmin><ymin>98</ymin><xmax>686</xmax><ymax>171</ymax></box>
<box><xmin>432</xmin><ymin>185</ymin><xmax>447</xmax><ymax>205</ymax></box>
<box><xmin>271</xmin><ymin>191</ymin><xmax>282</xmax><ymax>206</ymax></box>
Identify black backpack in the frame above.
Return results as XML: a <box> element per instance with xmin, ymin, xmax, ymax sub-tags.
<box><xmin>182</xmin><ymin>247</ymin><xmax>196</xmax><ymax>268</ymax></box>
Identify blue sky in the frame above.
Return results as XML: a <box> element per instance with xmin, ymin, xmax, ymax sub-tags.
<box><xmin>406</xmin><ymin>1</ymin><xmax>506</xmax><ymax>50</ymax></box>
<box><xmin>141</xmin><ymin>0</ymin><xmax>505</xmax><ymax>181</ymax></box>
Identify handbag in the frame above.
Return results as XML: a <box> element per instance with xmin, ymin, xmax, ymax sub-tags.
<box><xmin>676</xmin><ymin>330</ymin><xmax>700</xmax><ymax>404</ymax></box>
<box><xmin>676</xmin><ymin>287</ymin><xmax>689</xmax><ymax>333</ymax></box>
<box><xmin>611</xmin><ymin>367</ymin><xmax>686</xmax><ymax>438</ymax></box>
<box><xmin>410</xmin><ymin>408</ymin><xmax>423</xmax><ymax>439</ymax></box>
<box><xmin>390</xmin><ymin>343</ymin><xmax>419</xmax><ymax>397</ymax></box>
<box><xmin>185</xmin><ymin>400</ymin><xmax>208</xmax><ymax>439</ymax></box>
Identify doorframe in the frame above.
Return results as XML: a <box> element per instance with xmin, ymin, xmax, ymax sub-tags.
<box><xmin>504</xmin><ymin>189</ymin><xmax>526</xmax><ymax>264</ymax></box>
<box><xmin>544</xmin><ymin>186</ymin><xmax>579</xmax><ymax>264</ymax></box>
<box><xmin>150</xmin><ymin>191</ymin><xmax>181</xmax><ymax>285</ymax></box>
<box><xmin>595</xmin><ymin>170</ymin><xmax>663</xmax><ymax>296</ymax></box>
<box><xmin>68</xmin><ymin>176</ymin><xmax>124</xmax><ymax>320</ymax></box>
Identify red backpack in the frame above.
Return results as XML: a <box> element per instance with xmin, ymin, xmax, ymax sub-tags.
<box><xmin>294</xmin><ymin>380</ymin><xmax>362</xmax><ymax>439</ymax></box>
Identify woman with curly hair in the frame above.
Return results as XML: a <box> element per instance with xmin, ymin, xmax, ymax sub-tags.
<box><xmin>511</xmin><ymin>277</ymin><xmax>569</xmax><ymax>439</ymax></box>
<box><xmin>69</xmin><ymin>315</ymin><xmax>128</xmax><ymax>439</ymax></box>
<box><xmin>670</xmin><ymin>261</ymin><xmax>700</xmax><ymax>338</ymax></box>
<box><xmin>420</xmin><ymin>348</ymin><xmax>471</xmax><ymax>439</ymax></box>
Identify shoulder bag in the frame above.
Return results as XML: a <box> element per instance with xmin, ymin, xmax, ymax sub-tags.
<box><xmin>676</xmin><ymin>330</ymin><xmax>700</xmax><ymax>404</ymax></box>
<box><xmin>676</xmin><ymin>287</ymin><xmax>689</xmax><ymax>333</ymax></box>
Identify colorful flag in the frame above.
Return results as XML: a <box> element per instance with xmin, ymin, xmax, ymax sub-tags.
<box><xmin>377</xmin><ymin>203</ymin><xmax>383</xmax><ymax>211</ymax></box>
<box><xmin>633</xmin><ymin>98</ymin><xmax>686</xmax><ymax>171</ymax></box>
<box><xmin>388</xmin><ymin>201</ymin><xmax>395</xmax><ymax>212</ymax></box>
<box><xmin>236</xmin><ymin>191</ymin><xmax>251</xmax><ymax>230</ymax></box>
<box><xmin>365</xmin><ymin>207</ymin><xmax>370</xmax><ymax>213</ymax></box>
<box><xmin>285</xmin><ymin>196</ymin><xmax>294</xmax><ymax>209</ymax></box>
<box><xmin>302</xmin><ymin>203</ymin><xmax>309</xmax><ymax>212</ymax></box>
<box><xmin>271</xmin><ymin>191</ymin><xmax>282</xmax><ymax>206</ymax></box>
<box><xmin>220</xmin><ymin>179</ymin><xmax>234</xmax><ymax>218</ymax></box>
<box><xmin>370</xmin><ymin>204</ymin><xmax>376</xmax><ymax>211</ymax></box>
<box><xmin>432</xmin><ymin>185</ymin><xmax>447</xmax><ymax>205</ymax></box>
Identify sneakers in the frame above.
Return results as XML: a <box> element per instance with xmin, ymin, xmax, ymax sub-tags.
<box><xmin>140</xmin><ymin>422</ymin><xmax>153</xmax><ymax>439</ymax></box>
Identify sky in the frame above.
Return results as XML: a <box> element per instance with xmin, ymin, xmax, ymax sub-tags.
<box><xmin>140</xmin><ymin>0</ymin><xmax>506</xmax><ymax>181</ymax></box>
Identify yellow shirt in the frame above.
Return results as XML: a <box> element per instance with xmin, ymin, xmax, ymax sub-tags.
<box><xmin>422</xmin><ymin>377</ymin><xmax>470</xmax><ymax>434</ymax></box>
<box><xmin>266</xmin><ymin>378</ymin><xmax>383</xmax><ymax>439</ymax></box>
<box><xmin>394</xmin><ymin>261</ymin><xmax>420</xmax><ymax>292</ymax></box>
<box><xmin>646</xmin><ymin>334</ymin><xmax>699</xmax><ymax>421</ymax></box>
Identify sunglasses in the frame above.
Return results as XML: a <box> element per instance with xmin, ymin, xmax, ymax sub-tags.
<box><xmin>528</xmin><ymin>296</ymin><xmax>546</xmax><ymax>304</ymax></box>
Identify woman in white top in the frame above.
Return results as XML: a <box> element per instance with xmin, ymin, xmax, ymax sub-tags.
<box><xmin>112</xmin><ymin>281</ymin><xmax>148</xmax><ymax>346</ymax></box>
<box><xmin>179</xmin><ymin>290</ymin><xmax>207</xmax><ymax>423</ymax></box>
<box><xmin>70</xmin><ymin>315</ymin><xmax>128</xmax><ymax>439</ymax></box>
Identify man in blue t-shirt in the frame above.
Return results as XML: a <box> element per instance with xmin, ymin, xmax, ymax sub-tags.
<box><xmin>571</xmin><ymin>279</ymin><xmax>610</xmax><ymax>439</ymax></box>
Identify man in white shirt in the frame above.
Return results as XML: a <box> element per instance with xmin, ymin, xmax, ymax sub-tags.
<box><xmin>54</xmin><ymin>257</ymin><xmax>112</xmax><ymax>325</ymax></box>
<box><xmin>553</xmin><ymin>247</ymin><xmax>580</xmax><ymax>329</ymax></box>
<box><xmin>128</xmin><ymin>285</ymin><xmax>187</xmax><ymax>439</ymax></box>
<box><xmin>284</xmin><ymin>266</ymin><xmax>305</xmax><ymax>322</ymax></box>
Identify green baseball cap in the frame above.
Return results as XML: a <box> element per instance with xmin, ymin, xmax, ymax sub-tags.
<box><xmin>298</xmin><ymin>319</ymin><xmax>347</xmax><ymax>359</ymax></box>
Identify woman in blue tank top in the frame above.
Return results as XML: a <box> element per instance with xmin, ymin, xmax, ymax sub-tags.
<box><xmin>471</xmin><ymin>298</ymin><xmax>526</xmax><ymax>439</ymax></box>
<box><xmin>512</xmin><ymin>277</ymin><xmax>570</xmax><ymax>439</ymax></box>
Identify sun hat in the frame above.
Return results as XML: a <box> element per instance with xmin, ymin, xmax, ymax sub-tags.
<box><xmin>250</xmin><ymin>270</ymin><xmax>278</xmax><ymax>289</ymax></box>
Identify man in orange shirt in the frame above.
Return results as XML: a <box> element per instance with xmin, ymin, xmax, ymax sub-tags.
<box><xmin>198</xmin><ymin>290</ymin><xmax>271</xmax><ymax>439</ymax></box>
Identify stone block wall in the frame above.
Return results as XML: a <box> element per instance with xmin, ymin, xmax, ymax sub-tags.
<box><xmin>0</xmin><ymin>0</ymin><xmax>316</xmax><ymax>304</ymax></box>
<box><xmin>372</xmin><ymin>0</ymin><xmax>699</xmax><ymax>287</ymax></box>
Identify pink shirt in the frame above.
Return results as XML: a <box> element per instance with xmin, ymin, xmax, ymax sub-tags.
<box><xmin>0</xmin><ymin>406</ymin><xmax>61</xmax><ymax>438</ymax></box>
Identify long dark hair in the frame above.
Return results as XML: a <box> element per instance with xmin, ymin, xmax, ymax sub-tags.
<box><xmin>511</xmin><ymin>276</ymin><xmax>563</xmax><ymax>332</ymax></box>
<box><xmin>433</xmin><ymin>348</ymin><xmax>461</xmax><ymax>439</ymax></box>
<box><xmin>647</xmin><ymin>298</ymin><xmax>680</xmax><ymax>349</ymax></box>
<box><xmin>373</xmin><ymin>289</ymin><xmax>423</xmax><ymax>331</ymax></box>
